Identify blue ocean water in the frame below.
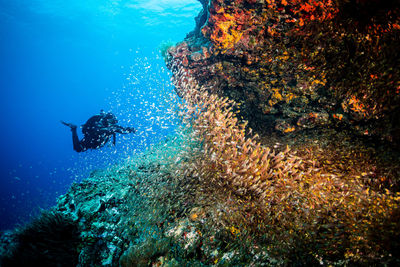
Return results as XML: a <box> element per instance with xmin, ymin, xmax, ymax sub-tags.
<box><xmin>0</xmin><ymin>0</ymin><xmax>202</xmax><ymax>231</ymax></box>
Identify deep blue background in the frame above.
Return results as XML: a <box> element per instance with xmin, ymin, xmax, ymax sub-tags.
<box><xmin>0</xmin><ymin>0</ymin><xmax>201</xmax><ymax>230</ymax></box>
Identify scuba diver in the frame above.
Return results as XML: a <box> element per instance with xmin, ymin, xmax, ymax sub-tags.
<box><xmin>61</xmin><ymin>110</ymin><xmax>136</xmax><ymax>152</ymax></box>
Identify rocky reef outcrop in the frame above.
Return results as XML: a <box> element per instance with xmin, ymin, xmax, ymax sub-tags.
<box><xmin>163</xmin><ymin>1</ymin><xmax>400</xmax><ymax>264</ymax></box>
<box><xmin>167</xmin><ymin>0</ymin><xmax>400</xmax><ymax>146</ymax></box>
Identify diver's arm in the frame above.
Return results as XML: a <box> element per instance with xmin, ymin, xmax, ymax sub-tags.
<box><xmin>112</xmin><ymin>125</ymin><xmax>136</xmax><ymax>134</ymax></box>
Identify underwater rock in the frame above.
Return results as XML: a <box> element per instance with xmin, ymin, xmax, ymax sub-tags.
<box><xmin>167</xmin><ymin>0</ymin><xmax>400</xmax><ymax>146</ymax></box>
<box><xmin>55</xmin><ymin>169</ymin><xmax>136</xmax><ymax>266</ymax></box>
<box><xmin>296</xmin><ymin>111</ymin><xmax>330</xmax><ymax>129</ymax></box>
<box><xmin>274</xmin><ymin>119</ymin><xmax>295</xmax><ymax>133</ymax></box>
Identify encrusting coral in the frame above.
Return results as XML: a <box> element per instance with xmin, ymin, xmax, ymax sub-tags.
<box><xmin>168</xmin><ymin>0</ymin><xmax>400</xmax><ymax>145</ymax></box>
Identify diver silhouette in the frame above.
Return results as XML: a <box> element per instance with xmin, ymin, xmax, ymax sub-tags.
<box><xmin>61</xmin><ymin>110</ymin><xmax>136</xmax><ymax>152</ymax></box>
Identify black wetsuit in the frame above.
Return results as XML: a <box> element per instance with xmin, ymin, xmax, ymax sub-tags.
<box><xmin>69</xmin><ymin>114</ymin><xmax>135</xmax><ymax>152</ymax></box>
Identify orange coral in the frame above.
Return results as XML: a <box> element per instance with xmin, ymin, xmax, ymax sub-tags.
<box><xmin>283</xmin><ymin>126</ymin><xmax>295</xmax><ymax>133</ymax></box>
<box><xmin>202</xmin><ymin>4</ymin><xmax>253</xmax><ymax>52</ymax></box>
<box><xmin>333</xmin><ymin>113</ymin><xmax>343</xmax><ymax>121</ymax></box>
<box><xmin>345</xmin><ymin>95</ymin><xmax>368</xmax><ymax>117</ymax></box>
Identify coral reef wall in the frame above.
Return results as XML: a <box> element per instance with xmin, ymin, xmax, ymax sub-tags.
<box><xmin>167</xmin><ymin>0</ymin><xmax>400</xmax><ymax>145</ymax></box>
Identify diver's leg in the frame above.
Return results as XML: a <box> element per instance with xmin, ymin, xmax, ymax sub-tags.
<box><xmin>71</xmin><ymin>126</ymin><xmax>84</xmax><ymax>152</ymax></box>
<box><xmin>61</xmin><ymin>121</ymin><xmax>76</xmax><ymax>128</ymax></box>
<box><xmin>61</xmin><ymin>121</ymin><xmax>85</xmax><ymax>152</ymax></box>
